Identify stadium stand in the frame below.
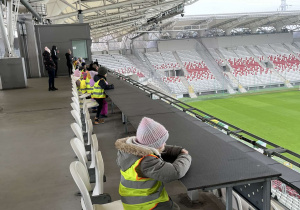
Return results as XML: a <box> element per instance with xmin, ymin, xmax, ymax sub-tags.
<box><xmin>162</xmin><ymin>76</ymin><xmax>188</xmax><ymax>94</ymax></box>
<box><xmin>176</xmin><ymin>49</ymin><xmax>223</xmax><ymax>93</ymax></box>
<box><xmin>92</xmin><ymin>54</ymin><xmax>145</xmax><ymax>78</ymax></box>
<box><xmin>216</xmin><ymin>46</ymin><xmax>284</xmax><ymax>87</ymax></box>
<box><xmin>256</xmin><ymin>43</ymin><xmax>300</xmax><ymax>82</ymax></box>
<box><xmin>145</xmin><ymin>51</ymin><xmax>180</xmax><ymax>71</ymax></box>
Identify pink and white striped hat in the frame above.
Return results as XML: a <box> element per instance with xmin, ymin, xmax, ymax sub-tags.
<box><xmin>136</xmin><ymin>117</ymin><xmax>169</xmax><ymax>149</ymax></box>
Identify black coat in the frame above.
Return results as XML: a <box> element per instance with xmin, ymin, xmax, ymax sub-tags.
<box><xmin>51</xmin><ymin>49</ymin><xmax>59</xmax><ymax>62</ymax></box>
<box><xmin>65</xmin><ymin>53</ymin><xmax>73</xmax><ymax>65</ymax></box>
<box><xmin>42</xmin><ymin>51</ymin><xmax>56</xmax><ymax>71</ymax></box>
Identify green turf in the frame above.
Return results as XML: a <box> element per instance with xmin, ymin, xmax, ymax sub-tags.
<box><xmin>186</xmin><ymin>89</ymin><xmax>300</xmax><ymax>162</ymax></box>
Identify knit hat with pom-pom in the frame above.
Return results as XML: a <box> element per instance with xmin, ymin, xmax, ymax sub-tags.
<box><xmin>74</xmin><ymin>69</ymin><xmax>81</xmax><ymax>77</ymax></box>
<box><xmin>136</xmin><ymin>117</ymin><xmax>169</xmax><ymax>149</ymax></box>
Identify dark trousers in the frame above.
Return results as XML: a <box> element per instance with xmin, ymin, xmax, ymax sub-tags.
<box><xmin>48</xmin><ymin>69</ymin><xmax>55</xmax><ymax>89</ymax></box>
<box><xmin>67</xmin><ymin>63</ymin><xmax>72</xmax><ymax>76</ymax></box>
<box><xmin>95</xmin><ymin>98</ymin><xmax>104</xmax><ymax>119</ymax></box>
<box><xmin>54</xmin><ymin>60</ymin><xmax>58</xmax><ymax>77</ymax></box>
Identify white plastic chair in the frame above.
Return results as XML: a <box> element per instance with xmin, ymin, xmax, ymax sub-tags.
<box><xmin>93</xmin><ymin>151</ymin><xmax>104</xmax><ymax>196</ymax></box>
<box><xmin>71</xmin><ymin>122</ymin><xmax>84</xmax><ymax>143</ymax></box>
<box><xmin>70</xmin><ymin>138</ymin><xmax>90</xmax><ymax>169</ymax></box>
<box><xmin>221</xmin><ymin>188</ymin><xmax>243</xmax><ymax>210</ymax></box>
<box><xmin>86</xmin><ymin>119</ymin><xmax>93</xmax><ymax>145</ymax></box>
<box><xmin>80</xmin><ymin>93</ymin><xmax>91</xmax><ymax>99</ymax></box>
<box><xmin>90</xmin><ymin>134</ymin><xmax>99</xmax><ymax>169</ymax></box>
<box><xmin>71</xmin><ymin>110</ymin><xmax>82</xmax><ymax>128</ymax></box>
<box><xmin>71</xmin><ymin>102</ymin><xmax>80</xmax><ymax>114</ymax></box>
<box><xmin>70</xmin><ymin>161</ymin><xmax>123</xmax><ymax>210</ymax></box>
<box><xmin>232</xmin><ymin>191</ymin><xmax>242</xmax><ymax>210</ymax></box>
<box><xmin>72</xmin><ymin>96</ymin><xmax>80</xmax><ymax>106</ymax></box>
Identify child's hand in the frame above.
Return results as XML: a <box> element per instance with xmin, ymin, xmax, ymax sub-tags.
<box><xmin>181</xmin><ymin>149</ymin><xmax>189</xmax><ymax>154</ymax></box>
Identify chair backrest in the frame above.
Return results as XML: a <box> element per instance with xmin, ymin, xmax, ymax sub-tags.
<box><xmin>70</xmin><ymin>122</ymin><xmax>84</xmax><ymax>143</ymax></box>
<box><xmin>70</xmin><ymin>161</ymin><xmax>93</xmax><ymax>210</ymax></box>
<box><xmin>90</xmin><ymin>134</ymin><xmax>99</xmax><ymax>168</ymax></box>
<box><xmin>87</xmin><ymin>119</ymin><xmax>93</xmax><ymax>144</ymax></box>
<box><xmin>70</xmin><ymin>138</ymin><xmax>88</xmax><ymax>169</ymax></box>
<box><xmin>72</xmin><ymin>96</ymin><xmax>80</xmax><ymax>106</ymax></box>
<box><xmin>232</xmin><ymin>191</ymin><xmax>242</xmax><ymax>210</ymax></box>
<box><xmin>71</xmin><ymin>110</ymin><xmax>82</xmax><ymax>128</ymax></box>
<box><xmin>71</xmin><ymin>102</ymin><xmax>80</xmax><ymax>113</ymax></box>
<box><xmin>93</xmin><ymin>151</ymin><xmax>104</xmax><ymax>196</ymax></box>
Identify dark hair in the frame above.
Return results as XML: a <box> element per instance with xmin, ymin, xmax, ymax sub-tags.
<box><xmin>51</xmin><ymin>45</ymin><xmax>57</xmax><ymax>50</ymax></box>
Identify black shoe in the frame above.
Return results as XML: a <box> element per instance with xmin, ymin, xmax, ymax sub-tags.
<box><xmin>100</xmin><ymin>115</ymin><xmax>108</xmax><ymax>118</ymax></box>
<box><xmin>53</xmin><ymin>87</ymin><xmax>58</xmax><ymax>90</ymax></box>
<box><xmin>49</xmin><ymin>88</ymin><xmax>55</xmax><ymax>91</ymax></box>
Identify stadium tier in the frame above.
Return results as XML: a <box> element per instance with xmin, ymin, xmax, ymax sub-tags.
<box><xmin>145</xmin><ymin>51</ymin><xmax>180</xmax><ymax>71</ymax></box>
<box><xmin>162</xmin><ymin>76</ymin><xmax>188</xmax><ymax>94</ymax></box>
<box><xmin>92</xmin><ymin>54</ymin><xmax>145</xmax><ymax>78</ymax></box>
<box><xmin>176</xmin><ymin>50</ymin><xmax>223</xmax><ymax>92</ymax></box>
<box><xmin>92</xmin><ymin>40</ymin><xmax>300</xmax><ymax>98</ymax></box>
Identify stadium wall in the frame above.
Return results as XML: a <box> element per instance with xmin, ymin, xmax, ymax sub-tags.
<box><xmin>200</xmin><ymin>33</ymin><xmax>293</xmax><ymax>48</ymax></box>
<box><xmin>157</xmin><ymin>39</ymin><xmax>198</xmax><ymax>51</ymax></box>
<box><xmin>156</xmin><ymin>33</ymin><xmax>293</xmax><ymax>52</ymax></box>
<box><xmin>35</xmin><ymin>24</ymin><xmax>91</xmax><ymax>77</ymax></box>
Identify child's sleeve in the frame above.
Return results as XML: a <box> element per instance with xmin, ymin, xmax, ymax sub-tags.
<box><xmin>140</xmin><ymin>154</ymin><xmax>192</xmax><ymax>183</ymax></box>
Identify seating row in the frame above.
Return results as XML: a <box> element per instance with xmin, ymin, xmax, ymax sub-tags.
<box><xmin>162</xmin><ymin>76</ymin><xmax>188</xmax><ymax>94</ymax></box>
<box><xmin>92</xmin><ymin>54</ymin><xmax>145</xmax><ymax>78</ymax></box>
<box><xmin>69</xmin><ymin>74</ymin><xmax>123</xmax><ymax>210</ymax></box>
<box><xmin>145</xmin><ymin>51</ymin><xmax>180</xmax><ymax>70</ymax></box>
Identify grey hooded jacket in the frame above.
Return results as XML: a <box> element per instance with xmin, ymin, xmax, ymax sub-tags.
<box><xmin>115</xmin><ymin>137</ymin><xmax>192</xmax><ymax>209</ymax></box>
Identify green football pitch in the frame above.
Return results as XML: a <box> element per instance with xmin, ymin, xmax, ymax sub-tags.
<box><xmin>185</xmin><ymin>89</ymin><xmax>300</xmax><ymax>160</ymax></box>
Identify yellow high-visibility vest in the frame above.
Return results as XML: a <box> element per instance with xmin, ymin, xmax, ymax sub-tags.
<box><xmin>79</xmin><ymin>79</ymin><xmax>87</xmax><ymax>94</ymax></box>
<box><xmin>91</xmin><ymin>78</ymin><xmax>106</xmax><ymax>99</ymax></box>
<box><xmin>86</xmin><ymin>77</ymin><xmax>93</xmax><ymax>94</ymax></box>
<box><xmin>119</xmin><ymin>154</ymin><xmax>169</xmax><ymax>210</ymax></box>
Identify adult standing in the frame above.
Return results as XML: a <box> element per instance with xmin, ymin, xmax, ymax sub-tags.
<box><xmin>42</xmin><ymin>47</ymin><xmax>58</xmax><ymax>91</ymax></box>
<box><xmin>65</xmin><ymin>49</ymin><xmax>73</xmax><ymax>77</ymax></box>
<box><xmin>51</xmin><ymin>46</ymin><xmax>59</xmax><ymax>77</ymax></box>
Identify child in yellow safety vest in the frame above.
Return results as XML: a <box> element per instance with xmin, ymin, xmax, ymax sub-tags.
<box><xmin>92</xmin><ymin>67</ymin><xmax>114</xmax><ymax>124</ymax></box>
<box><xmin>115</xmin><ymin>117</ymin><xmax>191</xmax><ymax>210</ymax></box>
<box><xmin>76</xmin><ymin>72</ymin><xmax>87</xmax><ymax>95</ymax></box>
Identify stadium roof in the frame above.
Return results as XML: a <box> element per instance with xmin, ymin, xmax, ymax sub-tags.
<box><xmin>162</xmin><ymin>10</ymin><xmax>300</xmax><ymax>34</ymax></box>
<box><xmin>39</xmin><ymin>0</ymin><xmax>199</xmax><ymax>39</ymax></box>
<box><xmin>17</xmin><ymin>1</ymin><xmax>300</xmax><ymax>40</ymax></box>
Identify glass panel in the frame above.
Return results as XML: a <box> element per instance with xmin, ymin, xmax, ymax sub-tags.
<box><xmin>72</xmin><ymin>40</ymin><xmax>88</xmax><ymax>59</ymax></box>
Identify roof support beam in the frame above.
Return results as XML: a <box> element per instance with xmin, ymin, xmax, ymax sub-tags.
<box><xmin>90</xmin><ymin>15</ymin><xmax>147</xmax><ymax>29</ymax></box>
<box><xmin>85</xmin><ymin>3</ymin><xmax>153</xmax><ymax>24</ymax></box>
<box><xmin>58</xmin><ymin>0</ymin><xmax>77</xmax><ymax>11</ymax></box>
<box><xmin>91</xmin><ymin>20</ymin><xmax>139</xmax><ymax>34</ymax></box>
<box><xmin>20</xmin><ymin>0</ymin><xmax>42</xmax><ymax>21</ymax></box>
<box><xmin>48</xmin><ymin>0</ymin><xmax>183</xmax><ymax>21</ymax></box>
<box><xmin>48</xmin><ymin>0</ymin><xmax>154</xmax><ymax>20</ymax></box>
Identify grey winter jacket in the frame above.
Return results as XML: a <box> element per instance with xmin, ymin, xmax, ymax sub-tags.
<box><xmin>115</xmin><ymin>137</ymin><xmax>192</xmax><ymax>209</ymax></box>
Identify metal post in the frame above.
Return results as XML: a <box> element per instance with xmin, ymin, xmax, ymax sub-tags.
<box><xmin>262</xmin><ymin>179</ymin><xmax>271</xmax><ymax>210</ymax></box>
<box><xmin>0</xmin><ymin>3</ymin><xmax>13</xmax><ymax>57</ymax></box>
<box><xmin>78</xmin><ymin>10</ymin><xmax>83</xmax><ymax>23</ymax></box>
<box><xmin>7</xmin><ymin>0</ymin><xmax>14</xmax><ymax>48</ymax></box>
<box><xmin>122</xmin><ymin>112</ymin><xmax>125</xmax><ymax>124</ymax></box>
<box><xmin>226</xmin><ymin>187</ymin><xmax>233</xmax><ymax>210</ymax></box>
<box><xmin>111</xmin><ymin>101</ymin><xmax>114</xmax><ymax>113</ymax></box>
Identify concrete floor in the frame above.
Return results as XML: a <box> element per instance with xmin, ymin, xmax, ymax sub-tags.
<box><xmin>0</xmin><ymin>77</ymin><xmax>225</xmax><ymax>210</ymax></box>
